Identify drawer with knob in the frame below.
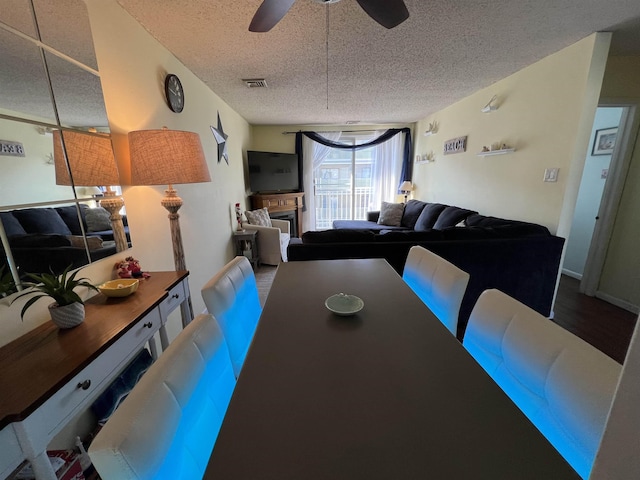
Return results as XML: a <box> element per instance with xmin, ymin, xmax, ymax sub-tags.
<box><xmin>20</xmin><ymin>307</ymin><xmax>162</xmax><ymax>443</ymax></box>
<box><xmin>159</xmin><ymin>281</ymin><xmax>187</xmax><ymax>319</ymax></box>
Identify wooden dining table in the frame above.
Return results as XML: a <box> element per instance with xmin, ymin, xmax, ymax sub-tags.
<box><xmin>204</xmin><ymin>259</ymin><xmax>580</xmax><ymax>479</ymax></box>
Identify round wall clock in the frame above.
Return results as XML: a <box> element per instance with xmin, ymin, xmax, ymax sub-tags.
<box><xmin>164</xmin><ymin>74</ymin><xmax>184</xmax><ymax>113</ymax></box>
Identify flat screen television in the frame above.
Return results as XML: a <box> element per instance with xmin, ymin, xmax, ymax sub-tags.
<box><xmin>247</xmin><ymin>150</ymin><xmax>300</xmax><ymax>193</ymax></box>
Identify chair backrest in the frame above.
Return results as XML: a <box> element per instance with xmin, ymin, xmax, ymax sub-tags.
<box><xmin>201</xmin><ymin>256</ymin><xmax>262</xmax><ymax>377</ymax></box>
<box><xmin>88</xmin><ymin>313</ymin><xmax>236</xmax><ymax>480</ymax></box>
<box><xmin>463</xmin><ymin>289</ymin><xmax>622</xmax><ymax>479</ymax></box>
<box><xmin>402</xmin><ymin>245</ymin><xmax>470</xmax><ymax>335</ymax></box>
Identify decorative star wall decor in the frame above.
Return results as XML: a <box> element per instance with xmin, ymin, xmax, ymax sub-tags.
<box><xmin>210</xmin><ymin>112</ymin><xmax>229</xmax><ymax>164</ymax></box>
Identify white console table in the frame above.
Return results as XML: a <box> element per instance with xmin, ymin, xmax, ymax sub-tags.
<box><xmin>0</xmin><ymin>271</ymin><xmax>192</xmax><ymax>480</ymax></box>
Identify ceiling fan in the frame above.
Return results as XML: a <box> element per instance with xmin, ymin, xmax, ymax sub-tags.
<box><xmin>249</xmin><ymin>0</ymin><xmax>410</xmax><ymax>32</ymax></box>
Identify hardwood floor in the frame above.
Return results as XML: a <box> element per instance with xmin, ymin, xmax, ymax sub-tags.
<box><xmin>256</xmin><ymin>266</ymin><xmax>638</xmax><ymax>364</ymax></box>
<box><xmin>553</xmin><ymin>275</ymin><xmax>637</xmax><ymax>364</ymax></box>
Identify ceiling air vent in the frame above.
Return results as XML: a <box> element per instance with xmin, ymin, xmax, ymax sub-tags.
<box><xmin>243</xmin><ymin>78</ymin><xmax>268</xmax><ymax>88</ymax></box>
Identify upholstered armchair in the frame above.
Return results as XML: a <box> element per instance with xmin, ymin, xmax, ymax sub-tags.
<box><xmin>242</xmin><ymin>218</ymin><xmax>290</xmax><ymax>265</ymax></box>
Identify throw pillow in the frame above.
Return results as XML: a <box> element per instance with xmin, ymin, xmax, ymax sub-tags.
<box><xmin>432</xmin><ymin>206</ymin><xmax>478</xmax><ymax>230</ymax></box>
<box><xmin>85</xmin><ymin>207</ymin><xmax>112</xmax><ymax>232</ymax></box>
<box><xmin>0</xmin><ymin>212</ymin><xmax>27</xmax><ymax>237</ymax></box>
<box><xmin>12</xmin><ymin>208</ymin><xmax>72</xmax><ymax>235</ymax></box>
<box><xmin>244</xmin><ymin>207</ymin><xmax>272</xmax><ymax>227</ymax></box>
<box><xmin>414</xmin><ymin>203</ymin><xmax>447</xmax><ymax>231</ymax></box>
<box><xmin>377</xmin><ymin>202</ymin><xmax>404</xmax><ymax>227</ymax></box>
<box><xmin>55</xmin><ymin>205</ymin><xmax>88</xmax><ymax>235</ymax></box>
<box><xmin>401</xmin><ymin>200</ymin><xmax>427</xmax><ymax>228</ymax></box>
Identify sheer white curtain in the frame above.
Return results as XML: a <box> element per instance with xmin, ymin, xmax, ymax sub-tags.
<box><xmin>302</xmin><ymin>131</ymin><xmax>342</xmax><ymax>232</ymax></box>
<box><xmin>369</xmin><ymin>132</ymin><xmax>404</xmax><ymax>211</ymax></box>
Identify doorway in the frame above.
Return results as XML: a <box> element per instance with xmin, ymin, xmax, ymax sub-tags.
<box><xmin>563</xmin><ymin>103</ymin><xmax>640</xmax><ymax>313</ymax></box>
<box><xmin>563</xmin><ymin>107</ymin><xmax>624</xmax><ymax>279</ymax></box>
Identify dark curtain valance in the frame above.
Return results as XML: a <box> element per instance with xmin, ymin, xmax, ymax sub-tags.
<box><xmin>295</xmin><ymin>128</ymin><xmax>413</xmax><ymax>192</ymax></box>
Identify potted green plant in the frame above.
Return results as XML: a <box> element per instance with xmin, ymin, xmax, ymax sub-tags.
<box><xmin>12</xmin><ymin>265</ymin><xmax>99</xmax><ymax>328</ymax></box>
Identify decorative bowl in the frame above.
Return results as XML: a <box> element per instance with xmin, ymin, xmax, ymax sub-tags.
<box><xmin>98</xmin><ymin>278</ymin><xmax>139</xmax><ymax>297</ymax></box>
<box><xmin>325</xmin><ymin>293</ymin><xmax>364</xmax><ymax>316</ymax></box>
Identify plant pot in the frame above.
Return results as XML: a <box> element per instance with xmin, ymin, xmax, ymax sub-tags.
<box><xmin>48</xmin><ymin>302</ymin><xmax>85</xmax><ymax>329</ymax></box>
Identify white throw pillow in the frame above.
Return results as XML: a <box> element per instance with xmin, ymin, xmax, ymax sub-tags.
<box><xmin>244</xmin><ymin>207</ymin><xmax>272</xmax><ymax>227</ymax></box>
<box><xmin>377</xmin><ymin>202</ymin><xmax>404</xmax><ymax>227</ymax></box>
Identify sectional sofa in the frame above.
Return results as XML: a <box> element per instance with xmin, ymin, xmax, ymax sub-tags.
<box><xmin>287</xmin><ymin>200</ymin><xmax>565</xmax><ymax>340</ymax></box>
<box><xmin>0</xmin><ymin>204</ymin><xmax>129</xmax><ymax>280</ymax></box>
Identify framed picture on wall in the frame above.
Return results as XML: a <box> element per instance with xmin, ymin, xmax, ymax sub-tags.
<box><xmin>592</xmin><ymin>127</ymin><xmax>618</xmax><ymax>156</ymax></box>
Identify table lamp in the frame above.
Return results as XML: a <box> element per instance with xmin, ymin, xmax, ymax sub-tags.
<box><xmin>53</xmin><ymin>130</ymin><xmax>128</xmax><ymax>252</ymax></box>
<box><xmin>400</xmin><ymin>180</ymin><xmax>414</xmax><ymax>203</ymax></box>
<box><xmin>128</xmin><ymin>128</ymin><xmax>211</xmax><ymax>272</ymax></box>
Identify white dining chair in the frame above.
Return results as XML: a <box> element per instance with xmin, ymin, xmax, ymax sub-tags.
<box><xmin>463</xmin><ymin>289</ymin><xmax>622</xmax><ymax>479</ymax></box>
<box><xmin>88</xmin><ymin>313</ymin><xmax>236</xmax><ymax>480</ymax></box>
<box><xmin>201</xmin><ymin>256</ymin><xmax>262</xmax><ymax>377</ymax></box>
<box><xmin>402</xmin><ymin>245</ymin><xmax>470</xmax><ymax>335</ymax></box>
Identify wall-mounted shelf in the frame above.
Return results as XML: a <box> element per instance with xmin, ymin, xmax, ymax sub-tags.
<box><xmin>423</xmin><ymin>121</ymin><xmax>438</xmax><ymax>136</ymax></box>
<box><xmin>477</xmin><ymin>148</ymin><xmax>515</xmax><ymax>157</ymax></box>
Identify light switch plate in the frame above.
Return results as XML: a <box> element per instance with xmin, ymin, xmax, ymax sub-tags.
<box><xmin>544</xmin><ymin>168</ymin><xmax>559</xmax><ymax>182</ymax></box>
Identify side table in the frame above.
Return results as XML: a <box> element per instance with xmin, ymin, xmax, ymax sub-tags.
<box><xmin>233</xmin><ymin>230</ymin><xmax>259</xmax><ymax>270</ymax></box>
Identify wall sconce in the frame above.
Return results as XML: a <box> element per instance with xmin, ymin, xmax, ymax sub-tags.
<box><xmin>399</xmin><ymin>181</ymin><xmax>414</xmax><ymax>203</ymax></box>
<box><xmin>424</xmin><ymin>121</ymin><xmax>438</xmax><ymax>136</ymax></box>
<box><xmin>53</xmin><ymin>130</ymin><xmax>128</xmax><ymax>252</ymax></box>
<box><xmin>481</xmin><ymin>95</ymin><xmax>499</xmax><ymax>113</ymax></box>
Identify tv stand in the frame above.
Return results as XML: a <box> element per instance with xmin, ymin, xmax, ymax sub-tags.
<box><xmin>250</xmin><ymin>192</ymin><xmax>304</xmax><ymax>237</ymax></box>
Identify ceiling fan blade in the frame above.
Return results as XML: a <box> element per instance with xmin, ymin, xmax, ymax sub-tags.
<box><xmin>249</xmin><ymin>0</ymin><xmax>297</xmax><ymax>32</ymax></box>
<box><xmin>356</xmin><ymin>0</ymin><xmax>409</xmax><ymax>29</ymax></box>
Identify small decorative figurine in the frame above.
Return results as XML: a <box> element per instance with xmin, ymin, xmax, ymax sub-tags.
<box><xmin>235</xmin><ymin>203</ymin><xmax>244</xmax><ymax>232</ymax></box>
<box><xmin>115</xmin><ymin>256</ymin><xmax>150</xmax><ymax>279</ymax></box>
<box><xmin>482</xmin><ymin>146</ymin><xmax>489</xmax><ymax>152</ymax></box>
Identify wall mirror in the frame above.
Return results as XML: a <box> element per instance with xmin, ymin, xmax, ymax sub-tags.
<box><xmin>0</xmin><ymin>0</ymin><xmax>130</xmax><ymax>297</ymax></box>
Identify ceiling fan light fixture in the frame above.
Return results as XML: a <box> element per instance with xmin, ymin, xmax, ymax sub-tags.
<box><xmin>249</xmin><ymin>0</ymin><xmax>408</xmax><ymax>32</ymax></box>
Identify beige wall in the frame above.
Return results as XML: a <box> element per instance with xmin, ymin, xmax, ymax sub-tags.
<box><xmin>597</xmin><ymin>56</ymin><xmax>640</xmax><ymax>308</ymax></box>
<box><xmin>412</xmin><ymin>34</ymin><xmax>611</xmax><ymax>236</ymax></box>
<box><xmin>250</xmin><ymin>123</ymin><xmax>412</xmax><ymax>154</ymax></box>
<box><xmin>87</xmin><ymin>0</ymin><xmax>251</xmax><ymax>340</ymax></box>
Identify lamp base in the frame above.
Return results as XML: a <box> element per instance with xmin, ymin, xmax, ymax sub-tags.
<box><xmin>99</xmin><ymin>192</ymin><xmax>128</xmax><ymax>252</ymax></box>
<box><xmin>161</xmin><ymin>185</ymin><xmax>186</xmax><ymax>271</ymax></box>
<box><xmin>160</xmin><ymin>185</ymin><xmax>193</xmax><ymax>326</ymax></box>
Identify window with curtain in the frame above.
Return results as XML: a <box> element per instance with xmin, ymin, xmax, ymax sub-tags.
<box><xmin>302</xmin><ymin>130</ymin><xmax>405</xmax><ymax>231</ymax></box>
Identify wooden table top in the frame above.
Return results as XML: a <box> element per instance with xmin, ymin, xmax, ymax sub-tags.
<box><xmin>205</xmin><ymin>259</ymin><xmax>579</xmax><ymax>479</ymax></box>
<box><xmin>0</xmin><ymin>271</ymin><xmax>188</xmax><ymax>429</ymax></box>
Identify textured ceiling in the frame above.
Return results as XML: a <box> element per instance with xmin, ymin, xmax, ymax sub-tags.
<box><xmin>3</xmin><ymin>1</ymin><xmax>640</xmax><ymax>128</ymax></box>
<box><xmin>115</xmin><ymin>0</ymin><xmax>640</xmax><ymax>126</ymax></box>
<box><xmin>0</xmin><ymin>0</ymin><xmax>107</xmax><ymax>127</ymax></box>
